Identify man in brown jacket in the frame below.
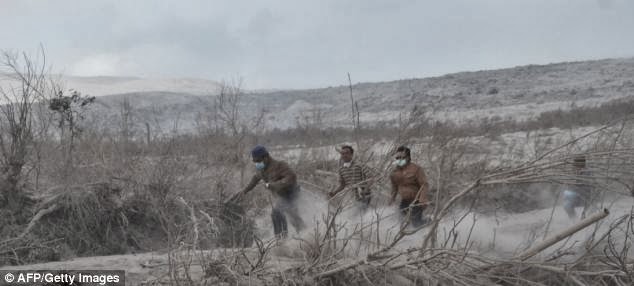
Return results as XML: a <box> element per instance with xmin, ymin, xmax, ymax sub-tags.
<box><xmin>389</xmin><ymin>146</ymin><xmax>430</xmax><ymax>228</ymax></box>
<box><xmin>235</xmin><ymin>145</ymin><xmax>305</xmax><ymax>238</ymax></box>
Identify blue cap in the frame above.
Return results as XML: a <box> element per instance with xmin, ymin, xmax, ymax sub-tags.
<box><xmin>251</xmin><ymin>145</ymin><xmax>269</xmax><ymax>158</ymax></box>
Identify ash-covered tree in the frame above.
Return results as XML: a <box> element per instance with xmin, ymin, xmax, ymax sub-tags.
<box><xmin>48</xmin><ymin>89</ymin><xmax>95</xmax><ymax>158</ymax></box>
<box><xmin>0</xmin><ymin>49</ymin><xmax>51</xmax><ymax>212</ymax></box>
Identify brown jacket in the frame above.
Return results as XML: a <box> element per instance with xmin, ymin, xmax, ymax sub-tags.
<box><xmin>390</xmin><ymin>162</ymin><xmax>429</xmax><ymax>203</ymax></box>
<box><xmin>243</xmin><ymin>158</ymin><xmax>297</xmax><ymax>196</ymax></box>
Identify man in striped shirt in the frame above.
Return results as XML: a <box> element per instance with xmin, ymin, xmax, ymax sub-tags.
<box><xmin>328</xmin><ymin>145</ymin><xmax>376</xmax><ymax>212</ymax></box>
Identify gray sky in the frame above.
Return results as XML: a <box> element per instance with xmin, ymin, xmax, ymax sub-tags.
<box><xmin>1</xmin><ymin>0</ymin><xmax>633</xmax><ymax>89</ymax></box>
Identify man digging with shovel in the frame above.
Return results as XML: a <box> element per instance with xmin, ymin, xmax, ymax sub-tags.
<box><xmin>228</xmin><ymin>145</ymin><xmax>306</xmax><ymax>239</ymax></box>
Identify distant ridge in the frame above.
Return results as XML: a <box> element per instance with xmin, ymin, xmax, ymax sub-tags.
<box><xmin>4</xmin><ymin>58</ymin><xmax>634</xmax><ymax>131</ymax></box>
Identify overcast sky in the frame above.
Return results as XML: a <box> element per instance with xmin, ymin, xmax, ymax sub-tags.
<box><xmin>1</xmin><ymin>0</ymin><xmax>633</xmax><ymax>89</ymax></box>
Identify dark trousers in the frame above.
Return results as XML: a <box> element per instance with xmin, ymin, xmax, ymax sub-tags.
<box><xmin>271</xmin><ymin>185</ymin><xmax>305</xmax><ymax>238</ymax></box>
<box><xmin>399</xmin><ymin>199</ymin><xmax>428</xmax><ymax>228</ymax></box>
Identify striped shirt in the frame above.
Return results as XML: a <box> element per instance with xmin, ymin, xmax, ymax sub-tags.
<box><xmin>337</xmin><ymin>161</ymin><xmax>375</xmax><ymax>199</ymax></box>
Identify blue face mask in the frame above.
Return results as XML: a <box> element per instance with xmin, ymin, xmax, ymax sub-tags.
<box><xmin>255</xmin><ymin>162</ymin><xmax>266</xmax><ymax>170</ymax></box>
<box><xmin>395</xmin><ymin>159</ymin><xmax>407</xmax><ymax>167</ymax></box>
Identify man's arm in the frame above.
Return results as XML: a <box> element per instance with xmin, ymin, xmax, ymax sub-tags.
<box><xmin>389</xmin><ymin>172</ymin><xmax>399</xmax><ymax>205</ymax></box>
<box><xmin>228</xmin><ymin>173</ymin><xmax>261</xmax><ymax>203</ymax></box>
<box><xmin>415</xmin><ymin>165</ymin><xmax>430</xmax><ymax>204</ymax></box>
<box><xmin>267</xmin><ymin>161</ymin><xmax>297</xmax><ymax>194</ymax></box>
<box><xmin>242</xmin><ymin>173</ymin><xmax>262</xmax><ymax>195</ymax></box>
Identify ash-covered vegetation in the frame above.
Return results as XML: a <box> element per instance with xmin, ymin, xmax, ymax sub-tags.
<box><xmin>1</xmin><ymin>51</ymin><xmax>634</xmax><ymax>285</ymax></box>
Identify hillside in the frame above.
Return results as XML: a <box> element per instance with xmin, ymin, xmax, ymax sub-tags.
<box><xmin>80</xmin><ymin>58</ymin><xmax>634</xmax><ymax>132</ymax></box>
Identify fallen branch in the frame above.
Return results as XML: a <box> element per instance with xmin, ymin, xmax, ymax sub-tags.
<box><xmin>422</xmin><ymin>179</ymin><xmax>481</xmax><ymax>249</ymax></box>
<box><xmin>0</xmin><ymin>203</ymin><xmax>59</xmax><ymax>245</ymax></box>
<box><xmin>314</xmin><ymin>170</ymin><xmax>338</xmax><ymax>178</ymax></box>
<box><xmin>312</xmin><ymin>258</ymin><xmax>366</xmax><ymax>280</ymax></box>
<box><xmin>516</xmin><ymin>208</ymin><xmax>610</xmax><ymax>261</ymax></box>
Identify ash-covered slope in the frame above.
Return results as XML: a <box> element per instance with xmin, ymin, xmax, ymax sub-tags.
<box><xmin>85</xmin><ymin>58</ymin><xmax>634</xmax><ymax>132</ymax></box>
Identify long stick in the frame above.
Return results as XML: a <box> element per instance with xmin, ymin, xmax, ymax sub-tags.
<box><xmin>516</xmin><ymin>208</ymin><xmax>609</xmax><ymax>261</ymax></box>
<box><xmin>224</xmin><ymin>191</ymin><xmax>243</xmax><ymax>204</ymax></box>
<box><xmin>421</xmin><ymin>179</ymin><xmax>481</xmax><ymax>249</ymax></box>
<box><xmin>313</xmin><ymin>258</ymin><xmax>366</xmax><ymax>280</ymax></box>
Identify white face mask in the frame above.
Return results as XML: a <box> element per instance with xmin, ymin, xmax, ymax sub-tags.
<box><xmin>342</xmin><ymin>162</ymin><xmax>351</xmax><ymax>168</ymax></box>
<box><xmin>395</xmin><ymin>159</ymin><xmax>407</xmax><ymax>167</ymax></box>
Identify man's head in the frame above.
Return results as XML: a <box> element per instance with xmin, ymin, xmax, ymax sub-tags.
<box><xmin>340</xmin><ymin>145</ymin><xmax>354</xmax><ymax>163</ymax></box>
<box><xmin>251</xmin><ymin>145</ymin><xmax>271</xmax><ymax>169</ymax></box>
<box><xmin>394</xmin><ymin>146</ymin><xmax>411</xmax><ymax>167</ymax></box>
